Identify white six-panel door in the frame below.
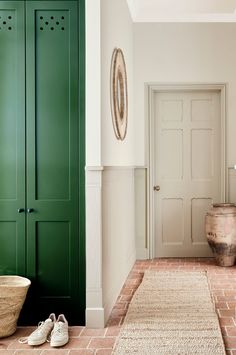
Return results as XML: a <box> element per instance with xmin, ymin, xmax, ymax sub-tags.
<box><xmin>154</xmin><ymin>90</ymin><xmax>222</xmax><ymax>257</ymax></box>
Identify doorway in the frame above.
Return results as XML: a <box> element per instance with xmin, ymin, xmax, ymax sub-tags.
<box><xmin>148</xmin><ymin>84</ymin><xmax>226</xmax><ymax>258</ymax></box>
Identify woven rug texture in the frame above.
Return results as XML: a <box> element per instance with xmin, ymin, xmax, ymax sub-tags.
<box><xmin>113</xmin><ymin>270</ymin><xmax>226</xmax><ymax>354</ymax></box>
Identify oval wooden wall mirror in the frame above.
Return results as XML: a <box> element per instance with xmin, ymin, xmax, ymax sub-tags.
<box><xmin>110</xmin><ymin>48</ymin><xmax>128</xmax><ymax>140</ymax></box>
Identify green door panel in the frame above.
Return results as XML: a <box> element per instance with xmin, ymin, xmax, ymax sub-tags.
<box><xmin>0</xmin><ymin>222</ymin><xmax>17</xmax><ymax>274</ymax></box>
<box><xmin>36</xmin><ymin>222</ymin><xmax>70</xmax><ymax>296</ymax></box>
<box><xmin>35</xmin><ymin>8</ymin><xmax>70</xmax><ymax>200</ymax></box>
<box><xmin>25</xmin><ymin>0</ymin><xmax>85</xmax><ymax>324</ymax></box>
<box><xmin>0</xmin><ymin>1</ymin><xmax>25</xmax><ymax>275</ymax></box>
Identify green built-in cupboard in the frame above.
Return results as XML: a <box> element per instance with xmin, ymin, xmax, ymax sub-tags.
<box><xmin>0</xmin><ymin>0</ymin><xmax>85</xmax><ymax>324</ymax></box>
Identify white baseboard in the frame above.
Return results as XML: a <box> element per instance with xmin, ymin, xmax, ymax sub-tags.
<box><xmin>86</xmin><ymin>307</ymin><xmax>105</xmax><ymax>328</ymax></box>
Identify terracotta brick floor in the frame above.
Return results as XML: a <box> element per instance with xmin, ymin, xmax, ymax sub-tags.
<box><xmin>1</xmin><ymin>258</ymin><xmax>236</xmax><ymax>354</ymax></box>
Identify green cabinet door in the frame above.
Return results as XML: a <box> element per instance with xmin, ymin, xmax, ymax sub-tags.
<box><xmin>0</xmin><ymin>1</ymin><xmax>25</xmax><ymax>276</ymax></box>
<box><xmin>0</xmin><ymin>0</ymin><xmax>85</xmax><ymax>325</ymax></box>
<box><xmin>24</xmin><ymin>1</ymin><xmax>85</xmax><ymax>324</ymax></box>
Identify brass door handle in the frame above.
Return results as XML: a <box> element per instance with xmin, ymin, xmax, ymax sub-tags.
<box><xmin>153</xmin><ymin>185</ymin><xmax>160</xmax><ymax>191</ymax></box>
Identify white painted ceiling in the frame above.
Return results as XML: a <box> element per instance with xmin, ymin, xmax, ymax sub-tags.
<box><xmin>126</xmin><ymin>0</ymin><xmax>236</xmax><ymax>22</ymax></box>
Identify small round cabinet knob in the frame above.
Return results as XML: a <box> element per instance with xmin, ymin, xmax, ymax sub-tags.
<box><xmin>27</xmin><ymin>208</ymin><xmax>34</xmax><ymax>213</ymax></box>
<box><xmin>153</xmin><ymin>186</ymin><xmax>160</xmax><ymax>192</ymax></box>
<box><xmin>17</xmin><ymin>208</ymin><xmax>25</xmax><ymax>213</ymax></box>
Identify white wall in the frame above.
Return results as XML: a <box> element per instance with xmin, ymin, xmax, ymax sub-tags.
<box><xmin>101</xmin><ymin>0</ymin><xmax>136</xmax><ymax>324</ymax></box>
<box><xmin>86</xmin><ymin>0</ymin><xmax>136</xmax><ymax>327</ymax></box>
<box><xmin>101</xmin><ymin>0</ymin><xmax>134</xmax><ymax>166</ymax></box>
<box><xmin>134</xmin><ymin>23</ymin><xmax>236</xmax><ymax>167</ymax></box>
<box><xmin>102</xmin><ymin>168</ymin><xmax>135</xmax><ymax>322</ymax></box>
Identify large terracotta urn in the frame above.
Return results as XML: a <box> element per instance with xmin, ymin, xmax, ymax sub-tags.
<box><xmin>205</xmin><ymin>203</ymin><xmax>236</xmax><ymax>266</ymax></box>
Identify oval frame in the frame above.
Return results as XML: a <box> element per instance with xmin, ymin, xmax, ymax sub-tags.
<box><xmin>110</xmin><ymin>48</ymin><xmax>128</xmax><ymax>140</ymax></box>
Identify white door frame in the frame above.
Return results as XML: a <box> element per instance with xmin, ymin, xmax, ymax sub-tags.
<box><xmin>147</xmin><ymin>83</ymin><xmax>227</xmax><ymax>259</ymax></box>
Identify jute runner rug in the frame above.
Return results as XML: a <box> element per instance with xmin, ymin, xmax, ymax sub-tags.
<box><xmin>113</xmin><ymin>271</ymin><xmax>226</xmax><ymax>354</ymax></box>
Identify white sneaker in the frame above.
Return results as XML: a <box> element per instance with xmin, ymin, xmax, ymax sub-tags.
<box><xmin>27</xmin><ymin>313</ymin><xmax>56</xmax><ymax>346</ymax></box>
<box><xmin>50</xmin><ymin>314</ymin><xmax>69</xmax><ymax>347</ymax></box>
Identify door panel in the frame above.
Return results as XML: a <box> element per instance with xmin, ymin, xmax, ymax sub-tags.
<box><xmin>161</xmin><ymin>129</ymin><xmax>183</xmax><ymax>179</ymax></box>
<box><xmin>0</xmin><ymin>1</ymin><xmax>25</xmax><ymax>275</ymax></box>
<box><xmin>154</xmin><ymin>91</ymin><xmax>221</xmax><ymax>257</ymax></box>
<box><xmin>162</xmin><ymin>198</ymin><xmax>184</xmax><ymax>244</ymax></box>
<box><xmin>24</xmin><ymin>1</ymin><xmax>83</xmax><ymax>324</ymax></box>
<box><xmin>36</xmin><ymin>221</ymin><xmax>70</xmax><ymax>296</ymax></box>
<box><xmin>191</xmin><ymin>129</ymin><xmax>213</xmax><ymax>179</ymax></box>
<box><xmin>35</xmin><ymin>8</ymin><xmax>70</xmax><ymax>200</ymax></box>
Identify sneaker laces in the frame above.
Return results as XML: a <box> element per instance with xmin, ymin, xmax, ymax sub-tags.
<box><xmin>18</xmin><ymin>321</ymin><xmax>50</xmax><ymax>343</ymax></box>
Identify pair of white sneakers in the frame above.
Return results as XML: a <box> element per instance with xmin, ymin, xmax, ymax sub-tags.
<box><xmin>19</xmin><ymin>313</ymin><xmax>69</xmax><ymax>347</ymax></box>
